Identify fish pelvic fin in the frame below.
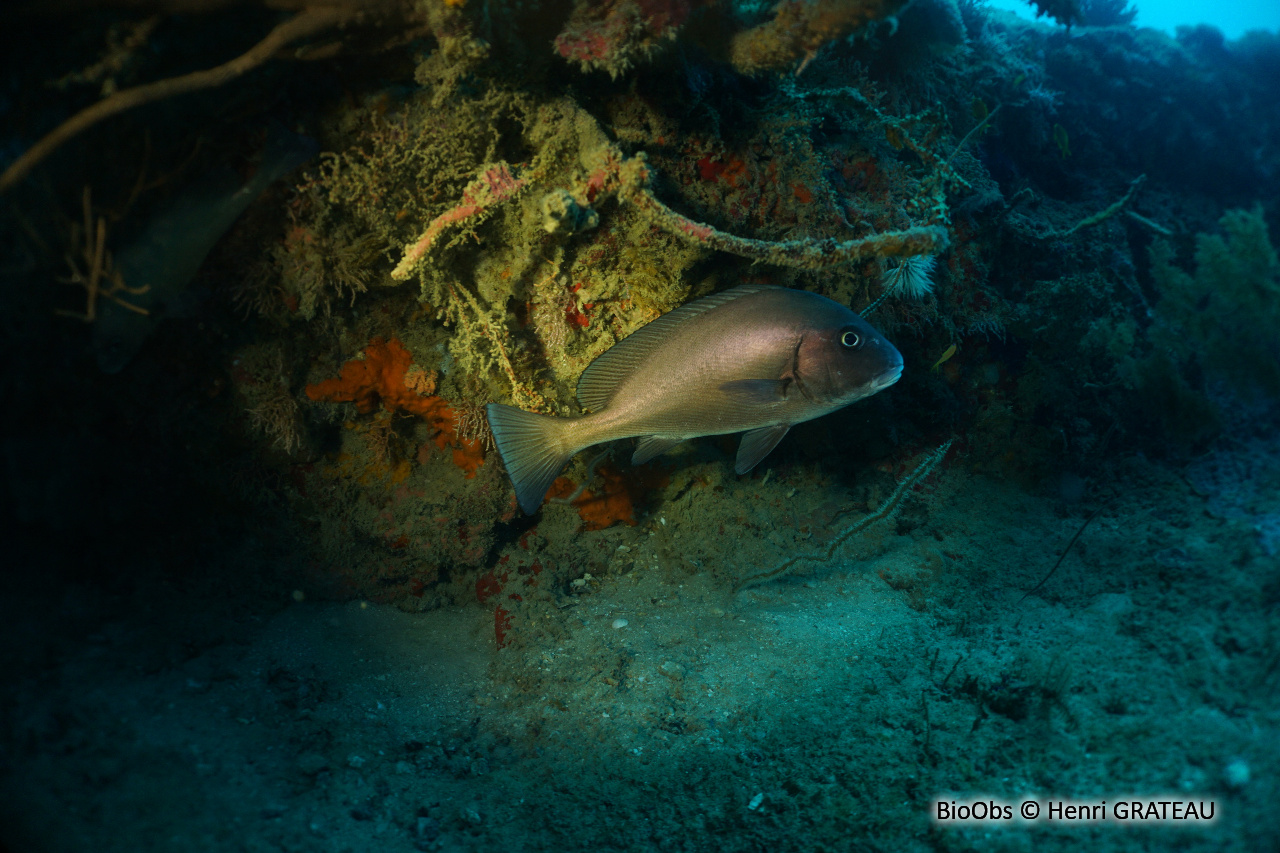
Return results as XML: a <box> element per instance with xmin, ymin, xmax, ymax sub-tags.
<box><xmin>632</xmin><ymin>436</ymin><xmax>684</xmax><ymax>466</ymax></box>
<box><xmin>735</xmin><ymin>424</ymin><xmax>791</xmax><ymax>474</ymax></box>
<box><xmin>486</xmin><ymin>403</ymin><xmax>578</xmax><ymax>515</ymax></box>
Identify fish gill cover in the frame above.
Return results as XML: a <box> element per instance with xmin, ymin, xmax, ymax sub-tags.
<box><xmin>1</xmin><ymin>0</ymin><xmax>1279</xmax><ymax>849</ymax></box>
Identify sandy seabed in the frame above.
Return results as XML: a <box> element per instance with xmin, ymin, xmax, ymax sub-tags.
<box><xmin>2</xmin><ymin>441</ymin><xmax>1276</xmax><ymax>853</ymax></box>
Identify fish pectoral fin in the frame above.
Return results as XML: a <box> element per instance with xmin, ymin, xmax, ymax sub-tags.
<box><xmin>735</xmin><ymin>424</ymin><xmax>791</xmax><ymax>475</ymax></box>
<box><xmin>719</xmin><ymin>379</ymin><xmax>790</xmax><ymax>405</ymax></box>
<box><xmin>632</xmin><ymin>436</ymin><xmax>684</xmax><ymax>466</ymax></box>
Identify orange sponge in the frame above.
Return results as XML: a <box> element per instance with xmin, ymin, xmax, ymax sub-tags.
<box><xmin>306</xmin><ymin>337</ymin><xmax>484</xmax><ymax>477</ymax></box>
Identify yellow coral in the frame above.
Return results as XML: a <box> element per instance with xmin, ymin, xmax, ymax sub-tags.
<box><xmin>729</xmin><ymin>0</ymin><xmax>909</xmax><ymax>75</ymax></box>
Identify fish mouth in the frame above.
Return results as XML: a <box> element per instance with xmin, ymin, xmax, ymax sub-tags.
<box><xmin>872</xmin><ymin>363</ymin><xmax>904</xmax><ymax>390</ymax></box>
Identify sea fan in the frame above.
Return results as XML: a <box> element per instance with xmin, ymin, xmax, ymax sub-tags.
<box><xmin>882</xmin><ymin>255</ymin><xmax>937</xmax><ymax>300</ymax></box>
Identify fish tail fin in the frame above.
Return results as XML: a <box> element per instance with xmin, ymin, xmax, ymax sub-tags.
<box><xmin>486</xmin><ymin>403</ymin><xmax>579</xmax><ymax>515</ymax></box>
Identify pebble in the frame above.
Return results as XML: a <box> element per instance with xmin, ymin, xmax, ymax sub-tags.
<box><xmin>612</xmin><ymin>618</ymin><xmax>629</xmax><ymax>629</ymax></box>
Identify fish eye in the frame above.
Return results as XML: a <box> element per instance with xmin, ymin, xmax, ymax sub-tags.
<box><xmin>840</xmin><ymin>330</ymin><xmax>862</xmax><ymax>349</ymax></box>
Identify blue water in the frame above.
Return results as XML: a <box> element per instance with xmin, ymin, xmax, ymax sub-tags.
<box><xmin>984</xmin><ymin>0</ymin><xmax>1280</xmax><ymax>37</ymax></box>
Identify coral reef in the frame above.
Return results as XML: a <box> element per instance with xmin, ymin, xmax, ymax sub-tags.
<box><xmin>391</xmin><ymin>161</ymin><xmax>529</xmax><ymax>281</ymax></box>
<box><xmin>5</xmin><ymin>4</ymin><xmax>1280</xmax><ymax>849</ymax></box>
<box><xmin>549</xmin><ymin>459</ymin><xmax>672</xmax><ymax>530</ymax></box>
<box><xmin>305</xmin><ymin>336</ymin><xmax>484</xmax><ymax>476</ymax></box>
<box><xmin>1147</xmin><ymin>206</ymin><xmax>1280</xmax><ymax>398</ymax></box>
<box><xmin>1026</xmin><ymin>0</ymin><xmax>1083</xmax><ymax>27</ymax></box>
<box><xmin>5</xmin><ymin>0</ymin><xmax>1278</xmax><ymax>605</ymax></box>
<box><xmin>554</xmin><ymin>0</ymin><xmax>695</xmax><ymax>76</ymax></box>
<box><xmin>729</xmin><ymin>0</ymin><xmax>910</xmax><ymax>74</ymax></box>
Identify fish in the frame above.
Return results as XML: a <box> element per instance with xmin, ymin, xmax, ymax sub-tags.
<box><xmin>486</xmin><ymin>284</ymin><xmax>904</xmax><ymax>514</ymax></box>
<box><xmin>93</xmin><ymin>126</ymin><xmax>317</xmax><ymax>373</ymax></box>
<box><xmin>931</xmin><ymin>343</ymin><xmax>957</xmax><ymax>372</ymax></box>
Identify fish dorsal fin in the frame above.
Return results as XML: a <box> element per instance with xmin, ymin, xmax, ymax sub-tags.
<box><xmin>576</xmin><ymin>284</ymin><xmax>777</xmax><ymax>412</ymax></box>
<box><xmin>735</xmin><ymin>424</ymin><xmax>791</xmax><ymax>475</ymax></box>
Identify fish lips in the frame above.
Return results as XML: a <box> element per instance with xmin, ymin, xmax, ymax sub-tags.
<box><xmin>873</xmin><ymin>362</ymin><xmax>904</xmax><ymax>391</ymax></box>
<box><xmin>831</xmin><ymin>361</ymin><xmax>902</xmax><ymax>407</ymax></box>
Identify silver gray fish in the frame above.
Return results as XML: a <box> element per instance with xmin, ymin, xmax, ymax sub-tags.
<box><xmin>487</xmin><ymin>284</ymin><xmax>904</xmax><ymax>514</ymax></box>
<box><xmin>93</xmin><ymin>127</ymin><xmax>316</xmax><ymax>373</ymax></box>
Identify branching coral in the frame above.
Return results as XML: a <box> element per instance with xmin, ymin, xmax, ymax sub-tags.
<box><xmin>398</xmin><ymin>131</ymin><xmax>949</xmax><ymax>280</ymax></box>
<box><xmin>791</xmin><ymin>83</ymin><xmax>972</xmax><ymax>199</ymax></box>
<box><xmin>729</xmin><ymin>0</ymin><xmax>910</xmax><ymax>75</ymax></box>
<box><xmin>438</xmin><ymin>282</ymin><xmax>548</xmax><ymax>412</ymax></box>
<box><xmin>1025</xmin><ymin>0</ymin><xmax>1083</xmax><ymax>27</ymax></box>
<box><xmin>237</xmin><ymin>347</ymin><xmax>306</xmax><ymax>456</ymax></box>
<box><xmin>298</xmin><ymin>60</ymin><xmax>948</xmax><ymax>434</ymax></box>
<box><xmin>279</xmin><ymin>224</ymin><xmax>382</xmax><ymax>319</ymax></box>
<box><xmin>734</xmin><ymin>439</ymin><xmax>953</xmax><ymax>591</ymax></box>
<box><xmin>0</xmin><ymin>0</ymin><xmax>492</xmax><ymax>194</ymax></box>
<box><xmin>247</xmin><ymin>388</ymin><xmax>304</xmax><ymax>455</ymax></box>
<box><xmin>1</xmin><ymin>5</ymin><xmax>357</xmax><ymax>194</ymax></box>
<box><xmin>391</xmin><ymin>162</ymin><xmax>529</xmax><ymax>280</ymax></box>
<box><xmin>555</xmin><ymin>143</ymin><xmax>950</xmax><ymax>267</ymax></box>
<box><xmin>1148</xmin><ymin>205</ymin><xmax>1280</xmax><ymax>397</ymax></box>
<box><xmin>56</xmin><ymin>186</ymin><xmax>150</xmax><ymax>322</ymax></box>
<box><xmin>628</xmin><ymin>180</ymin><xmax>950</xmax><ymax>267</ymax></box>
<box><xmin>553</xmin><ymin>0</ymin><xmax>695</xmax><ymax>77</ymax></box>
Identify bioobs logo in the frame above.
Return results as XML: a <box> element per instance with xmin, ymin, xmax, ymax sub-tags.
<box><xmin>934</xmin><ymin>800</ymin><xmax>1015</xmax><ymax>822</ymax></box>
<box><xmin>933</xmin><ymin>796</ymin><xmax>1219</xmax><ymax>826</ymax></box>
